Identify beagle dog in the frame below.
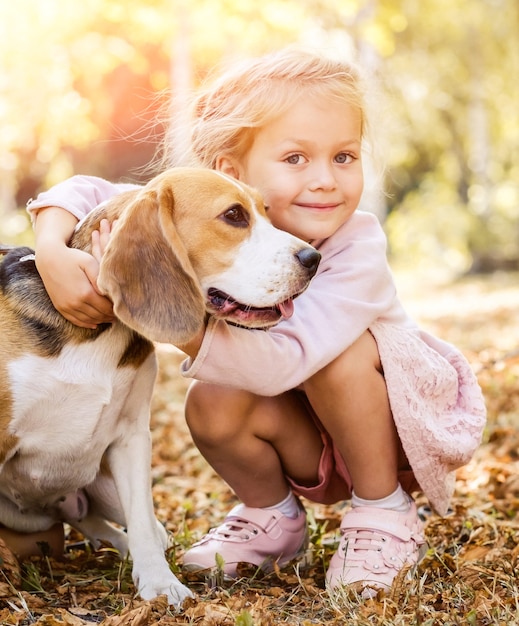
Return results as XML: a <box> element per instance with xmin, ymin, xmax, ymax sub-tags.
<box><xmin>0</xmin><ymin>168</ymin><xmax>320</xmax><ymax>607</ymax></box>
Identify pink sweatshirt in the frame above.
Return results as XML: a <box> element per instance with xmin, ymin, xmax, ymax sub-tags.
<box><xmin>28</xmin><ymin>176</ymin><xmax>487</xmax><ymax>515</ymax></box>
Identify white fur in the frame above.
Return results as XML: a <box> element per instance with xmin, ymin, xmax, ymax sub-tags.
<box><xmin>201</xmin><ymin>213</ymin><xmax>310</xmax><ymax>305</ymax></box>
<box><xmin>0</xmin><ymin>326</ymin><xmax>192</xmax><ymax>606</ymax></box>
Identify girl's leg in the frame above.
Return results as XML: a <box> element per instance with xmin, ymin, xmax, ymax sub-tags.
<box><xmin>303</xmin><ymin>331</ymin><xmax>425</xmax><ymax>596</ymax></box>
<box><xmin>182</xmin><ymin>382</ymin><xmax>323</xmax><ymax>576</ymax></box>
<box><xmin>185</xmin><ymin>382</ymin><xmax>324</xmax><ymax>507</ymax></box>
<box><xmin>303</xmin><ymin>330</ymin><xmax>403</xmax><ymax>500</ymax></box>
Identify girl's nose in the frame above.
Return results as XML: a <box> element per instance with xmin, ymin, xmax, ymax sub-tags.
<box><xmin>308</xmin><ymin>163</ymin><xmax>337</xmax><ymax>190</ymax></box>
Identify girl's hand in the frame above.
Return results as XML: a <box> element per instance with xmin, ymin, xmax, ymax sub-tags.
<box><xmin>36</xmin><ymin>243</ymin><xmax>115</xmax><ymax>328</ymax></box>
<box><xmin>34</xmin><ymin>208</ymin><xmax>114</xmax><ymax>329</ymax></box>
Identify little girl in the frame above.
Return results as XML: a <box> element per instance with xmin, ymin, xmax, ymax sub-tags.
<box><xmin>25</xmin><ymin>47</ymin><xmax>486</xmax><ymax>597</ymax></box>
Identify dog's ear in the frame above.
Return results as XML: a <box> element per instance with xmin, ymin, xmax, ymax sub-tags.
<box><xmin>97</xmin><ymin>187</ymin><xmax>206</xmax><ymax>344</ymax></box>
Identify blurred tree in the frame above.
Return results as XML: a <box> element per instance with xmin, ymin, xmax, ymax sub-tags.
<box><xmin>0</xmin><ymin>0</ymin><xmax>320</xmax><ymax>220</ymax></box>
<box><xmin>0</xmin><ymin>0</ymin><xmax>517</xmax><ymax>274</ymax></box>
<box><xmin>377</xmin><ymin>0</ymin><xmax>519</xmax><ymax>272</ymax></box>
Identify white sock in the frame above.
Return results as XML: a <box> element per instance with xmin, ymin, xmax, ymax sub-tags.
<box><xmin>351</xmin><ymin>483</ymin><xmax>411</xmax><ymax>513</ymax></box>
<box><xmin>264</xmin><ymin>490</ymin><xmax>300</xmax><ymax>519</ymax></box>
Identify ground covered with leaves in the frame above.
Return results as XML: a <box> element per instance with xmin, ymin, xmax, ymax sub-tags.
<box><xmin>1</xmin><ymin>272</ymin><xmax>519</xmax><ymax>625</ymax></box>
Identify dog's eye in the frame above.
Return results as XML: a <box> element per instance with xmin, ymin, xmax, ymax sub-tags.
<box><xmin>221</xmin><ymin>204</ymin><xmax>249</xmax><ymax>228</ymax></box>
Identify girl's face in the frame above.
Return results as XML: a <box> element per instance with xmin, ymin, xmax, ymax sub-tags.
<box><xmin>220</xmin><ymin>97</ymin><xmax>364</xmax><ymax>242</ymax></box>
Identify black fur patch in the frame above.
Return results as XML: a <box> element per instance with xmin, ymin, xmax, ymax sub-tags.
<box><xmin>0</xmin><ymin>247</ymin><xmax>105</xmax><ymax>356</ymax></box>
<box><xmin>118</xmin><ymin>331</ymin><xmax>154</xmax><ymax>367</ymax></box>
<box><xmin>1</xmin><ymin>246</ymin><xmax>154</xmax><ymax>367</ymax></box>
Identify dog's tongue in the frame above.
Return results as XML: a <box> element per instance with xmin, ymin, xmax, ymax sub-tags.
<box><xmin>278</xmin><ymin>299</ymin><xmax>294</xmax><ymax>319</ymax></box>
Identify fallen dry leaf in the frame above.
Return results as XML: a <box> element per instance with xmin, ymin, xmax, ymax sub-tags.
<box><xmin>2</xmin><ymin>272</ymin><xmax>519</xmax><ymax>624</ymax></box>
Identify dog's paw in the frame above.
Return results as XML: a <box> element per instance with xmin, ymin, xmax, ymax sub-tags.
<box><xmin>138</xmin><ymin>573</ymin><xmax>194</xmax><ymax>608</ymax></box>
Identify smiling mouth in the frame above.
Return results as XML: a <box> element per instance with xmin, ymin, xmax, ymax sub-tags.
<box><xmin>298</xmin><ymin>203</ymin><xmax>339</xmax><ymax>210</ymax></box>
<box><xmin>207</xmin><ymin>288</ymin><xmax>295</xmax><ymax>328</ymax></box>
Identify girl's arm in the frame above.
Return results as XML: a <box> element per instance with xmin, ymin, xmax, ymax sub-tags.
<box><xmin>180</xmin><ymin>212</ymin><xmax>416</xmax><ymax>396</ymax></box>
<box><xmin>27</xmin><ymin>175</ymin><xmax>140</xmax><ymax>222</ymax></box>
<box><xmin>34</xmin><ymin>209</ymin><xmax>115</xmax><ymax>328</ymax></box>
<box><xmin>28</xmin><ymin>175</ymin><xmax>140</xmax><ymax>327</ymax></box>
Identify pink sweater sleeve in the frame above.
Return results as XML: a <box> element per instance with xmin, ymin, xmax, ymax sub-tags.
<box><xmin>181</xmin><ymin>212</ymin><xmax>416</xmax><ymax>396</ymax></box>
<box><xmin>26</xmin><ymin>175</ymin><xmax>141</xmax><ymax>222</ymax></box>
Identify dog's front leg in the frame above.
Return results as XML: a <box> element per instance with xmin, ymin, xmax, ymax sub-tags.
<box><xmin>107</xmin><ymin>356</ymin><xmax>193</xmax><ymax>608</ymax></box>
<box><xmin>108</xmin><ymin>428</ymin><xmax>193</xmax><ymax>607</ymax></box>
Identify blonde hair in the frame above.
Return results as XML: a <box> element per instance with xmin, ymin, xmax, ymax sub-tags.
<box><xmin>165</xmin><ymin>47</ymin><xmax>376</xmax><ymax>171</ymax></box>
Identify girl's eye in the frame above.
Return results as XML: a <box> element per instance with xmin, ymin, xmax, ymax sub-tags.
<box><xmin>285</xmin><ymin>154</ymin><xmax>303</xmax><ymax>165</ymax></box>
<box><xmin>335</xmin><ymin>152</ymin><xmax>353</xmax><ymax>164</ymax></box>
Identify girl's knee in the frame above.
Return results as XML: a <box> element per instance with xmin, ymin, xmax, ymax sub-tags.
<box><xmin>304</xmin><ymin>333</ymin><xmax>385</xmax><ymax>405</ymax></box>
<box><xmin>185</xmin><ymin>381</ymin><xmax>220</xmax><ymax>434</ymax></box>
<box><xmin>185</xmin><ymin>380</ymin><xmax>214</xmax><ymax>419</ymax></box>
<box><xmin>185</xmin><ymin>381</ymin><xmax>256</xmax><ymax>442</ymax></box>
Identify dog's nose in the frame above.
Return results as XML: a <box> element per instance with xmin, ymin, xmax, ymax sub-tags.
<box><xmin>295</xmin><ymin>248</ymin><xmax>321</xmax><ymax>274</ymax></box>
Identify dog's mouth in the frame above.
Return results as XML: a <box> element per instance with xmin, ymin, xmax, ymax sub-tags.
<box><xmin>206</xmin><ymin>288</ymin><xmax>295</xmax><ymax>328</ymax></box>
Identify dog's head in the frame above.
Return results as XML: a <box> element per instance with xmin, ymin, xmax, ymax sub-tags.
<box><xmin>78</xmin><ymin>168</ymin><xmax>320</xmax><ymax>344</ymax></box>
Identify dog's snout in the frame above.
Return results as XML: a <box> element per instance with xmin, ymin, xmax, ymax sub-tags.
<box><xmin>295</xmin><ymin>247</ymin><xmax>321</xmax><ymax>275</ymax></box>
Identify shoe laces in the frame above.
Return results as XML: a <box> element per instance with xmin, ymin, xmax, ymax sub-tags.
<box><xmin>207</xmin><ymin>516</ymin><xmax>261</xmax><ymax>543</ymax></box>
<box><xmin>344</xmin><ymin>528</ymin><xmax>386</xmax><ymax>553</ymax></box>
<box><xmin>340</xmin><ymin>526</ymin><xmax>420</xmax><ymax>571</ymax></box>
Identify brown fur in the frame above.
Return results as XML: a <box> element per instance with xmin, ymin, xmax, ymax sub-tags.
<box><xmin>71</xmin><ymin>169</ymin><xmax>269</xmax><ymax>344</ymax></box>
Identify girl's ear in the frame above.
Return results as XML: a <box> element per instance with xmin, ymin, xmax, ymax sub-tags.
<box><xmin>215</xmin><ymin>154</ymin><xmax>242</xmax><ymax>180</ymax></box>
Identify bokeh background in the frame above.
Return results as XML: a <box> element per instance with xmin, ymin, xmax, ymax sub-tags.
<box><xmin>1</xmin><ymin>0</ymin><xmax>518</xmax><ymax>278</ymax></box>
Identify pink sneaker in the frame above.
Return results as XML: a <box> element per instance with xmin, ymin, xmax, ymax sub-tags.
<box><xmin>326</xmin><ymin>502</ymin><xmax>427</xmax><ymax>597</ymax></box>
<box><xmin>183</xmin><ymin>503</ymin><xmax>308</xmax><ymax>578</ymax></box>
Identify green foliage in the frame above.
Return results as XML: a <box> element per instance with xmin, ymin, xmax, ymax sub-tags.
<box><xmin>235</xmin><ymin>610</ymin><xmax>255</xmax><ymax>626</ymax></box>
<box><xmin>1</xmin><ymin>0</ymin><xmax>518</xmax><ymax>271</ymax></box>
<box><xmin>379</xmin><ymin>0</ymin><xmax>519</xmax><ymax>272</ymax></box>
<box><xmin>21</xmin><ymin>562</ymin><xmax>46</xmax><ymax>593</ymax></box>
